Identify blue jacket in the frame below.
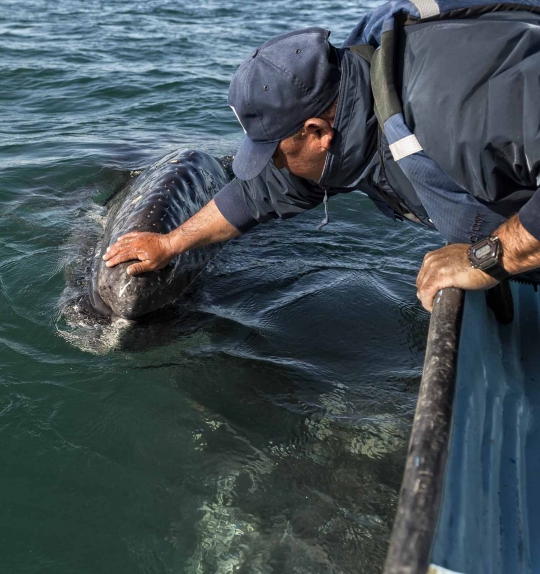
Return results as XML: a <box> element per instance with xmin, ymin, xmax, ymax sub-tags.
<box><xmin>214</xmin><ymin>0</ymin><xmax>540</xmax><ymax>246</ymax></box>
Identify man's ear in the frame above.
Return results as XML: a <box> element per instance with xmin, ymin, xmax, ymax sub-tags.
<box><xmin>303</xmin><ymin>118</ymin><xmax>334</xmax><ymax>150</ymax></box>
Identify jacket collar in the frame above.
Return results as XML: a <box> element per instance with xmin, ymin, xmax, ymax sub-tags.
<box><xmin>318</xmin><ymin>48</ymin><xmax>377</xmax><ymax>189</ymax></box>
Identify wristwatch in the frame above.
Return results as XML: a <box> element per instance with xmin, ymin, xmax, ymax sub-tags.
<box><xmin>468</xmin><ymin>236</ymin><xmax>512</xmax><ymax>281</ymax></box>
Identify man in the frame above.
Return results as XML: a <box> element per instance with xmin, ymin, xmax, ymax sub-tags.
<box><xmin>104</xmin><ymin>0</ymin><xmax>540</xmax><ymax>312</ymax></box>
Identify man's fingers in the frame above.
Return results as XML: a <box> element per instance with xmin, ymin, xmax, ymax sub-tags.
<box><xmin>417</xmin><ymin>259</ymin><xmax>446</xmax><ymax>310</ymax></box>
<box><xmin>416</xmin><ymin>251</ymin><xmax>439</xmax><ymax>287</ymax></box>
<box><xmin>419</xmin><ymin>289</ymin><xmax>435</xmax><ymax>312</ymax></box>
<box><xmin>416</xmin><ymin>267</ymin><xmax>424</xmax><ymax>289</ymax></box>
<box><xmin>104</xmin><ymin>244</ymin><xmax>146</xmax><ymax>267</ymax></box>
<box><xmin>103</xmin><ymin>247</ymin><xmax>118</xmax><ymax>261</ymax></box>
<box><xmin>417</xmin><ymin>258</ymin><xmax>442</xmax><ymax>311</ymax></box>
<box><xmin>105</xmin><ymin>251</ymin><xmax>137</xmax><ymax>267</ymax></box>
<box><xmin>103</xmin><ymin>240</ymin><xmax>133</xmax><ymax>261</ymax></box>
<box><xmin>118</xmin><ymin>232</ymin><xmax>141</xmax><ymax>241</ymax></box>
<box><xmin>127</xmin><ymin>261</ymin><xmax>154</xmax><ymax>276</ymax></box>
<box><xmin>103</xmin><ymin>233</ymin><xmax>140</xmax><ymax>259</ymax></box>
<box><xmin>417</xmin><ymin>284</ymin><xmax>436</xmax><ymax>312</ymax></box>
<box><xmin>416</xmin><ymin>255</ymin><xmax>431</xmax><ymax>288</ymax></box>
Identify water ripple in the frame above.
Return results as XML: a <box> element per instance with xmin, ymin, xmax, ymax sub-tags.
<box><xmin>0</xmin><ymin>0</ymin><xmax>443</xmax><ymax>572</ymax></box>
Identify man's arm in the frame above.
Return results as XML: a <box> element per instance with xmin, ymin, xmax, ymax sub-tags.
<box><xmin>104</xmin><ymin>157</ymin><xmax>336</xmax><ymax>276</ymax></box>
<box><xmin>416</xmin><ymin>214</ymin><xmax>540</xmax><ymax>312</ymax></box>
<box><xmin>103</xmin><ymin>199</ymin><xmax>240</xmax><ymax>276</ymax></box>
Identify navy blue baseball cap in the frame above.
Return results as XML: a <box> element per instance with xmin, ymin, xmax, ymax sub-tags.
<box><xmin>228</xmin><ymin>27</ymin><xmax>341</xmax><ymax>181</ymax></box>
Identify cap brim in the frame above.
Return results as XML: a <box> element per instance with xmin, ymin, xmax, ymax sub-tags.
<box><xmin>232</xmin><ymin>136</ymin><xmax>278</xmax><ymax>181</ymax></box>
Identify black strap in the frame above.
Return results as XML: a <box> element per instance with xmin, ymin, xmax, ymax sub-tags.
<box><xmin>483</xmin><ymin>264</ymin><xmax>513</xmax><ymax>282</ymax></box>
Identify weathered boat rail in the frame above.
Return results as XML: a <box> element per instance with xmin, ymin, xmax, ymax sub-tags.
<box><xmin>384</xmin><ymin>287</ymin><xmax>464</xmax><ymax>574</ymax></box>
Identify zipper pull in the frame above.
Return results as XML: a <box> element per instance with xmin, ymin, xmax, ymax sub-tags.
<box><xmin>316</xmin><ymin>188</ymin><xmax>330</xmax><ymax>231</ymax></box>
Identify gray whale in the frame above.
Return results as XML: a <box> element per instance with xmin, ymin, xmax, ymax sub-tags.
<box><xmin>91</xmin><ymin>149</ymin><xmax>233</xmax><ymax>320</ymax></box>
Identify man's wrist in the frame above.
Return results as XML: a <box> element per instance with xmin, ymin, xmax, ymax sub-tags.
<box><xmin>496</xmin><ymin>215</ymin><xmax>540</xmax><ymax>275</ymax></box>
<box><xmin>167</xmin><ymin>229</ymin><xmax>190</xmax><ymax>256</ymax></box>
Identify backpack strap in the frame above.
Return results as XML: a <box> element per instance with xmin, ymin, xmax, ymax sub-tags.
<box><xmin>347</xmin><ymin>44</ymin><xmax>375</xmax><ymax>63</ymax></box>
<box><xmin>370</xmin><ymin>29</ymin><xmax>403</xmax><ymax>128</ymax></box>
<box><xmin>364</xmin><ymin>23</ymin><xmax>425</xmax><ymax>162</ymax></box>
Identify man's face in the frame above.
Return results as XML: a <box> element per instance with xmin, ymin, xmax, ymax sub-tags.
<box><xmin>272</xmin><ymin>118</ymin><xmax>334</xmax><ymax>183</ymax></box>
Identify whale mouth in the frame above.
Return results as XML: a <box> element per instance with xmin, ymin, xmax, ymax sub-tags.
<box><xmin>89</xmin><ymin>270</ymin><xmax>116</xmax><ymax>318</ymax></box>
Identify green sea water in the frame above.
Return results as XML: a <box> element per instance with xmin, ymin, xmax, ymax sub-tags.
<box><xmin>0</xmin><ymin>1</ymin><xmax>442</xmax><ymax>572</ymax></box>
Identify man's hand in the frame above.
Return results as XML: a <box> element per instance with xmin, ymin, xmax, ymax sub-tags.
<box><xmin>103</xmin><ymin>199</ymin><xmax>241</xmax><ymax>276</ymax></box>
<box><xmin>103</xmin><ymin>232</ymin><xmax>175</xmax><ymax>276</ymax></box>
<box><xmin>416</xmin><ymin>214</ymin><xmax>540</xmax><ymax>312</ymax></box>
<box><xmin>416</xmin><ymin>243</ymin><xmax>498</xmax><ymax>312</ymax></box>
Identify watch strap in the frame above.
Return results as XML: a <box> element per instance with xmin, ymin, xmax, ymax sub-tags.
<box><xmin>481</xmin><ymin>262</ymin><xmax>512</xmax><ymax>282</ymax></box>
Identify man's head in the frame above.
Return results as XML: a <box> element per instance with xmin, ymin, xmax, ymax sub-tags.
<box><xmin>228</xmin><ymin>28</ymin><xmax>341</xmax><ymax>182</ymax></box>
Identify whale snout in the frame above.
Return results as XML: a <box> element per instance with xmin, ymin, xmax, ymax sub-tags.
<box><xmin>97</xmin><ymin>261</ymin><xmax>172</xmax><ymax>320</ymax></box>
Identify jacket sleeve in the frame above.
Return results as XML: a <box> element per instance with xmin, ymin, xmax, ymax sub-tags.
<box><xmin>214</xmin><ymin>162</ymin><xmax>336</xmax><ymax>231</ymax></box>
<box><xmin>213</xmin><ymin>179</ymin><xmax>259</xmax><ymax>232</ymax></box>
<box><xmin>519</xmin><ymin>191</ymin><xmax>540</xmax><ymax>242</ymax></box>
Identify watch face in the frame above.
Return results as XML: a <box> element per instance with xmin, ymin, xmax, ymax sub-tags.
<box><xmin>474</xmin><ymin>243</ymin><xmax>493</xmax><ymax>260</ymax></box>
<box><xmin>469</xmin><ymin>237</ymin><xmax>500</xmax><ymax>269</ymax></box>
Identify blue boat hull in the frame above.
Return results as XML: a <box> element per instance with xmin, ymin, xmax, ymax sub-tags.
<box><xmin>384</xmin><ymin>282</ymin><xmax>539</xmax><ymax>574</ymax></box>
<box><xmin>432</xmin><ymin>283</ymin><xmax>540</xmax><ymax>573</ymax></box>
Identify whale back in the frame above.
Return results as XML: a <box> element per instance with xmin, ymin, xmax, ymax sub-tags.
<box><xmin>94</xmin><ymin>149</ymin><xmax>232</xmax><ymax>319</ymax></box>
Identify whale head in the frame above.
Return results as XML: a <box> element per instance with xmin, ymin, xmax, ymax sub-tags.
<box><xmin>91</xmin><ymin>150</ymin><xmax>231</xmax><ymax>320</ymax></box>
